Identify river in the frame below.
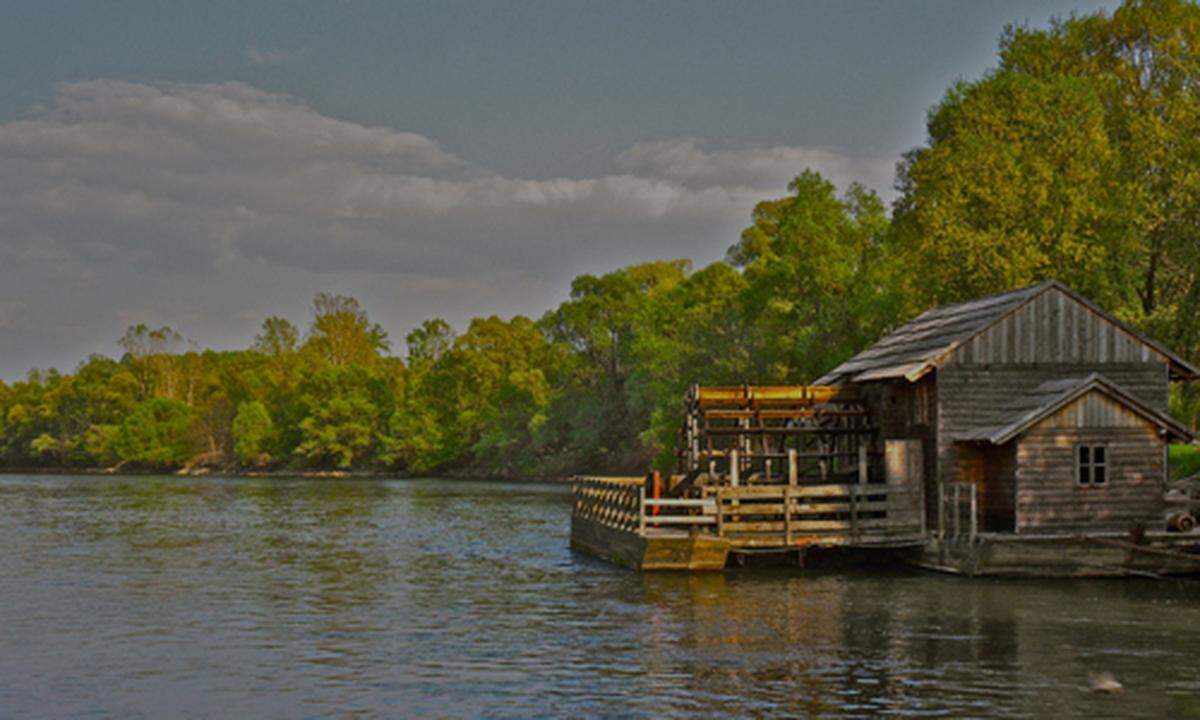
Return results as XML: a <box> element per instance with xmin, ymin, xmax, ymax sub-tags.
<box><xmin>2</xmin><ymin>474</ymin><xmax>1199</xmax><ymax>718</ymax></box>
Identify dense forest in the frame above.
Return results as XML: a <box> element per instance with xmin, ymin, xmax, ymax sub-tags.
<box><xmin>2</xmin><ymin>0</ymin><xmax>1199</xmax><ymax>478</ymax></box>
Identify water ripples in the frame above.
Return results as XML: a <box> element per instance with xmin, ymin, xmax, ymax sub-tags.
<box><xmin>3</xmin><ymin>475</ymin><xmax>1200</xmax><ymax>718</ymax></box>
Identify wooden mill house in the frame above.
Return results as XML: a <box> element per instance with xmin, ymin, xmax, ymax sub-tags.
<box><xmin>571</xmin><ymin>280</ymin><xmax>1200</xmax><ymax>576</ymax></box>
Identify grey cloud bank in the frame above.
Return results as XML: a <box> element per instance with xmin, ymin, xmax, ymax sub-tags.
<box><xmin>0</xmin><ymin>79</ymin><xmax>893</xmax><ymax>378</ymax></box>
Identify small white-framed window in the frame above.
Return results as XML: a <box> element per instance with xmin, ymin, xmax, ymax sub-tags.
<box><xmin>1076</xmin><ymin>444</ymin><xmax>1108</xmax><ymax>486</ymax></box>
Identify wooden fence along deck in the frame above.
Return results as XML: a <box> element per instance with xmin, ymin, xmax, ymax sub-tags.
<box><xmin>570</xmin><ymin>475</ymin><xmax>925</xmax><ymax>569</ymax></box>
<box><xmin>707</xmin><ymin>483</ymin><xmax>924</xmax><ymax>548</ymax></box>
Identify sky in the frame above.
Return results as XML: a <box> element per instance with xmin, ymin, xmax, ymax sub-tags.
<box><xmin>0</xmin><ymin>0</ymin><xmax>1118</xmax><ymax>379</ymax></box>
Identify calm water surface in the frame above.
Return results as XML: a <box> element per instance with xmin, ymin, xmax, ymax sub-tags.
<box><xmin>2</xmin><ymin>474</ymin><xmax>1200</xmax><ymax>718</ymax></box>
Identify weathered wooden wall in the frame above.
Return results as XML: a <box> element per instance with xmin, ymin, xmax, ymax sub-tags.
<box><xmin>937</xmin><ymin>363</ymin><xmax>1168</xmax><ymax>498</ymax></box>
<box><xmin>934</xmin><ymin>286</ymin><xmax>1172</xmax><ymax>532</ymax></box>
<box><xmin>947</xmin><ymin>286</ymin><xmax>1169</xmax><ymax>367</ymax></box>
<box><xmin>1015</xmin><ymin>395</ymin><xmax>1166</xmax><ymax>533</ymax></box>
<box><xmin>862</xmin><ymin>375</ymin><xmax>938</xmax><ymax>519</ymax></box>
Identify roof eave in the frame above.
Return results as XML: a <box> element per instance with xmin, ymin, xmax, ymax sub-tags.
<box><xmin>971</xmin><ymin>375</ymin><xmax>1196</xmax><ymax>445</ymax></box>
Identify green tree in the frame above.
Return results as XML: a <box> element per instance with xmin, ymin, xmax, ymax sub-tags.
<box><xmin>732</xmin><ymin>171</ymin><xmax>901</xmax><ymax>382</ymax></box>
<box><xmin>232</xmin><ymin>400</ymin><xmax>274</xmax><ymax>464</ymax></box>
<box><xmin>538</xmin><ymin>260</ymin><xmax>689</xmax><ymax>471</ymax></box>
<box><xmin>113</xmin><ymin>398</ymin><xmax>194</xmax><ymax>468</ymax></box>
<box><xmin>892</xmin><ymin>73</ymin><xmax>1131</xmax><ymax>310</ymax></box>
<box><xmin>893</xmin><ymin>0</ymin><xmax>1200</xmax><ymax>422</ymax></box>
<box><xmin>627</xmin><ymin>262</ymin><xmax>750</xmax><ymax>468</ymax></box>
<box><xmin>293</xmin><ymin>367</ymin><xmax>391</xmax><ymax>468</ymax></box>
<box><xmin>303</xmin><ymin>293</ymin><xmax>390</xmax><ymax>368</ymax></box>
<box><xmin>254</xmin><ymin>316</ymin><xmax>299</xmax><ymax>356</ymax></box>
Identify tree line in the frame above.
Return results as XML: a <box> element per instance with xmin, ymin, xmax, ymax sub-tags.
<box><xmin>1</xmin><ymin>0</ymin><xmax>1198</xmax><ymax>477</ymax></box>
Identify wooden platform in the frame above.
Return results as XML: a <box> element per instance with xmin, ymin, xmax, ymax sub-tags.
<box><xmin>913</xmin><ymin>532</ymin><xmax>1200</xmax><ymax>578</ymax></box>
<box><xmin>570</xmin><ymin>475</ymin><xmax>924</xmax><ymax>571</ymax></box>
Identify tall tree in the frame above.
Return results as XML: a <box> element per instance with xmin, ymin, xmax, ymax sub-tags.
<box><xmin>254</xmin><ymin>316</ymin><xmax>299</xmax><ymax>357</ymax></box>
<box><xmin>894</xmin><ymin>0</ymin><xmax>1200</xmax><ymax>355</ymax></box>
<box><xmin>303</xmin><ymin>293</ymin><xmax>390</xmax><ymax>368</ymax></box>
<box><xmin>538</xmin><ymin>261</ymin><xmax>688</xmax><ymax>470</ymax></box>
<box><xmin>731</xmin><ymin>171</ymin><xmax>901</xmax><ymax>382</ymax></box>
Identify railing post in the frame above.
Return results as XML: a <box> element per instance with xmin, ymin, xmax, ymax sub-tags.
<box><xmin>850</xmin><ymin>486</ymin><xmax>858</xmax><ymax>541</ymax></box>
<box><xmin>730</xmin><ymin>448</ymin><xmax>740</xmax><ymax>486</ymax></box>
<box><xmin>638</xmin><ymin>484</ymin><xmax>646</xmax><ymax>536</ymax></box>
<box><xmin>953</xmin><ymin>484</ymin><xmax>961</xmax><ymax>541</ymax></box>
<box><xmin>784</xmin><ymin>486</ymin><xmax>793</xmax><ymax>546</ymax></box>
<box><xmin>969</xmin><ymin>483</ymin><xmax>978</xmax><ymax>542</ymax></box>
<box><xmin>787</xmin><ymin>448</ymin><xmax>798</xmax><ymax>486</ymax></box>
<box><xmin>938</xmin><ymin>483</ymin><xmax>945</xmax><ymax>539</ymax></box>
<box><xmin>858</xmin><ymin>443</ymin><xmax>868</xmax><ymax>485</ymax></box>
<box><xmin>715</xmin><ymin>488</ymin><xmax>724</xmax><ymax>537</ymax></box>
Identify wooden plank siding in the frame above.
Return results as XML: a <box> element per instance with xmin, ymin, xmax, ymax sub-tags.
<box><xmin>931</xmin><ymin>286</ymin><xmax>1173</xmax><ymax>533</ymax></box>
<box><xmin>860</xmin><ymin>375</ymin><xmax>938</xmax><ymax>525</ymax></box>
<box><xmin>936</xmin><ymin>363</ymin><xmax>1168</xmax><ymax>519</ymax></box>
<box><xmin>1016</xmin><ymin>422</ymin><xmax>1165</xmax><ymax>534</ymax></box>
<box><xmin>946</xmin><ymin>286</ymin><xmax>1168</xmax><ymax>367</ymax></box>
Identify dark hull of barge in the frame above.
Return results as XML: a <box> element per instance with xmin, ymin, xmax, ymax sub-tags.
<box><xmin>912</xmin><ymin>532</ymin><xmax>1200</xmax><ymax>578</ymax></box>
<box><xmin>570</xmin><ymin>514</ymin><xmax>731</xmax><ymax>570</ymax></box>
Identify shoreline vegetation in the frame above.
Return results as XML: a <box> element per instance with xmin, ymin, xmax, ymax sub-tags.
<box><xmin>1</xmin><ymin>2</ymin><xmax>1198</xmax><ymax>481</ymax></box>
<box><xmin>0</xmin><ymin>466</ymin><xmax>551</xmax><ymax>482</ymax></box>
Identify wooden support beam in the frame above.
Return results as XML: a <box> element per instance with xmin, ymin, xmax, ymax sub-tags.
<box><xmin>703</xmin><ymin>426</ymin><xmax>873</xmax><ymax>436</ymax></box>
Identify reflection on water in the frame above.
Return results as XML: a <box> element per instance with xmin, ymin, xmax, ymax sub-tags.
<box><xmin>2</xmin><ymin>475</ymin><xmax>1200</xmax><ymax>718</ymax></box>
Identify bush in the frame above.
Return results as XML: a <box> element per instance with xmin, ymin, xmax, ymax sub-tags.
<box><xmin>1169</xmin><ymin>444</ymin><xmax>1200</xmax><ymax>481</ymax></box>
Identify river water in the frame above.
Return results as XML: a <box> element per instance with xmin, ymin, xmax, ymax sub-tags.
<box><xmin>2</xmin><ymin>474</ymin><xmax>1199</xmax><ymax>718</ymax></box>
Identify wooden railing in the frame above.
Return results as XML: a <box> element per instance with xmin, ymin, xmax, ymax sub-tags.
<box><xmin>572</xmin><ymin>477</ymin><xmax>644</xmax><ymax>534</ymax></box>
<box><xmin>643</xmin><ymin>497</ymin><xmax>718</xmax><ymax>530</ymax></box>
<box><xmin>939</xmin><ymin>481</ymin><xmax>978</xmax><ymax>542</ymax></box>
<box><xmin>573</xmin><ymin>476</ymin><xmax>926</xmax><ymax>548</ymax></box>
<box><xmin>706</xmin><ymin>483</ymin><xmax>925</xmax><ymax>547</ymax></box>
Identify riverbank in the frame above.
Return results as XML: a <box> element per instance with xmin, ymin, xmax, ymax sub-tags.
<box><xmin>0</xmin><ymin>465</ymin><xmax>572</xmax><ymax>483</ymax></box>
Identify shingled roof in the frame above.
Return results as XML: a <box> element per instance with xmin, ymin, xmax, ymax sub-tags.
<box><xmin>815</xmin><ymin>280</ymin><xmax>1199</xmax><ymax>385</ymax></box>
<box><xmin>954</xmin><ymin>373</ymin><xmax>1194</xmax><ymax>445</ymax></box>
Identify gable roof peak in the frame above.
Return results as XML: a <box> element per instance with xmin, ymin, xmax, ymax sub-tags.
<box><xmin>816</xmin><ymin>279</ymin><xmax>1199</xmax><ymax>385</ymax></box>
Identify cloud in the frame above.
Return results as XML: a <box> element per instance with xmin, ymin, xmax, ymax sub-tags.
<box><xmin>617</xmin><ymin>139</ymin><xmax>895</xmax><ymax>195</ymax></box>
<box><xmin>0</xmin><ymin>79</ymin><xmax>896</xmax><ymax>376</ymax></box>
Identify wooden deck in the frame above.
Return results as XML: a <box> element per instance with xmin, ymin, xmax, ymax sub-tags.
<box><xmin>570</xmin><ymin>475</ymin><xmax>925</xmax><ymax>570</ymax></box>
